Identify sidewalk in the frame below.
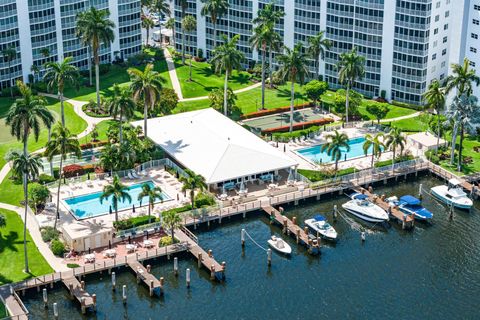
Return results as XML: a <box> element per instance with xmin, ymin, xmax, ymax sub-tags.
<box><xmin>163</xmin><ymin>47</ymin><xmax>184</xmax><ymax>100</ymax></box>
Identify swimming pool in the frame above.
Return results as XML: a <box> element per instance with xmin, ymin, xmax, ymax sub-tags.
<box><xmin>64</xmin><ymin>181</ymin><xmax>171</xmax><ymax>220</ymax></box>
<box><xmin>296</xmin><ymin>136</ymin><xmax>375</xmax><ymax>164</ymax></box>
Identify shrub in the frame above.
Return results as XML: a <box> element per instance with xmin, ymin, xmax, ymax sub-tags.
<box><xmin>28</xmin><ymin>183</ymin><xmax>50</xmax><ymax>211</ymax></box>
<box><xmin>261</xmin><ymin>118</ymin><xmax>334</xmax><ymax>134</ymax></box>
<box><xmin>159</xmin><ymin>236</ymin><xmax>173</xmax><ymax>247</ymax></box>
<box><xmin>67</xmin><ymin>263</ymin><xmax>80</xmax><ymax>268</ymax></box>
<box><xmin>80</xmin><ymin>141</ymin><xmax>109</xmax><ymax>150</ymax></box>
<box><xmin>240</xmin><ymin>103</ymin><xmax>312</xmax><ymax>120</ymax></box>
<box><xmin>63</xmin><ymin>164</ymin><xmax>84</xmax><ymax>178</ymax></box>
<box><xmin>391</xmin><ymin>100</ymin><xmax>423</xmax><ymax>111</ymax></box>
<box><xmin>196</xmin><ymin>48</ymin><xmax>203</xmax><ymax>59</ymax></box>
<box><xmin>51</xmin><ymin>239</ymin><xmax>66</xmax><ymax>257</ymax></box>
<box><xmin>194</xmin><ymin>192</ymin><xmax>216</xmax><ymax>208</ymax></box>
<box><xmin>82</xmin><ymin>164</ymin><xmax>95</xmax><ymax>174</ymax></box>
<box><xmin>374</xmin><ymin>155</ymin><xmax>415</xmax><ymax>168</ymax></box>
<box><xmin>41</xmin><ymin>227</ymin><xmax>60</xmax><ymax>242</ymax></box>
<box><xmin>39</xmin><ymin>174</ymin><xmax>56</xmax><ymax>185</ymax></box>
<box><xmin>113</xmin><ymin>215</ymin><xmax>159</xmax><ymax>230</ymax></box>
<box><xmin>98</xmin><ymin>63</ymin><xmax>111</xmax><ymax>75</ymax></box>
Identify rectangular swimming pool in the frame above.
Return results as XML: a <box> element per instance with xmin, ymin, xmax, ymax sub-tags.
<box><xmin>64</xmin><ymin>181</ymin><xmax>171</xmax><ymax>220</ymax></box>
<box><xmin>296</xmin><ymin>136</ymin><xmax>374</xmax><ymax>164</ymax></box>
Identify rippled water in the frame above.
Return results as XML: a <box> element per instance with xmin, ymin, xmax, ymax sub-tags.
<box><xmin>23</xmin><ymin>174</ymin><xmax>480</xmax><ymax>319</ymax></box>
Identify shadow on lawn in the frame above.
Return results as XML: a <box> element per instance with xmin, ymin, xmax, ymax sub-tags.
<box><xmin>0</xmin><ymin>231</ymin><xmax>20</xmax><ymax>254</ymax></box>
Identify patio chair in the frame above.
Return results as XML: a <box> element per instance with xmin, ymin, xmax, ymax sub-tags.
<box><xmin>131</xmin><ymin>170</ymin><xmax>140</xmax><ymax>179</ymax></box>
<box><xmin>127</xmin><ymin>172</ymin><xmax>135</xmax><ymax>180</ymax></box>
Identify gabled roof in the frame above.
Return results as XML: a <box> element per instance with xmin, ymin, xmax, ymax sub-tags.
<box><xmin>131</xmin><ymin>108</ymin><xmax>297</xmax><ymax>184</ymax></box>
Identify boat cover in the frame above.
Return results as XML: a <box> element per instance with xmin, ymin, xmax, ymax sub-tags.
<box><xmin>314</xmin><ymin>215</ymin><xmax>326</xmax><ymax>221</ymax></box>
<box><xmin>353</xmin><ymin>194</ymin><xmax>369</xmax><ymax>200</ymax></box>
<box><xmin>399</xmin><ymin>195</ymin><xmax>421</xmax><ymax>205</ymax></box>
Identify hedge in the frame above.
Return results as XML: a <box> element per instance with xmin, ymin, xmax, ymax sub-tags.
<box><xmin>113</xmin><ymin>215</ymin><xmax>159</xmax><ymax>230</ymax></box>
<box><xmin>391</xmin><ymin>100</ymin><xmax>424</xmax><ymax>111</ymax></box>
<box><xmin>374</xmin><ymin>155</ymin><xmax>415</xmax><ymax>168</ymax></box>
<box><xmin>298</xmin><ymin>167</ymin><xmax>355</xmax><ymax>182</ymax></box>
<box><xmin>80</xmin><ymin>141</ymin><xmax>109</xmax><ymax>150</ymax></box>
<box><xmin>262</xmin><ymin>118</ymin><xmax>334</xmax><ymax>134</ymax></box>
<box><xmin>63</xmin><ymin>164</ymin><xmax>84</xmax><ymax>178</ymax></box>
<box><xmin>240</xmin><ymin>102</ymin><xmax>312</xmax><ymax>120</ymax></box>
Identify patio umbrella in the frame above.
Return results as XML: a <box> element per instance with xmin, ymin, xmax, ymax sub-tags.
<box><xmin>108</xmin><ymin>240</ymin><xmax>111</xmax><ymax>249</ymax></box>
<box><xmin>87</xmin><ymin>172</ymin><xmax>90</xmax><ymax>180</ymax></box>
<box><xmin>177</xmin><ymin>193</ymin><xmax>179</xmax><ymax>201</ymax></box>
<box><xmin>287</xmin><ymin>168</ymin><xmax>295</xmax><ymax>182</ymax></box>
<box><xmin>109</xmin><ymin>206</ymin><xmax>112</xmax><ymax>215</ymax></box>
<box><xmin>222</xmin><ymin>185</ymin><xmax>226</xmax><ymax>195</ymax></box>
<box><xmin>132</xmin><ymin>204</ymin><xmax>136</xmax><ymax>213</ymax></box>
<box><xmin>128</xmin><ymin>236</ymin><xmax>131</xmax><ymax>244</ymax></box>
<box><xmin>239</xmin><ymin>179</ymin><xmax>246</xmax><ymax>193</ymax></box>
<box><xmin>271</xmin><ymin>175</ymin><xmax>274</xmax><ymax>184</ymax></box>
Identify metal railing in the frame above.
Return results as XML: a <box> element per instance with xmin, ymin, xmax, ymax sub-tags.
<box><xmin>116</xmin><ymin>222</ymin><xmax>163</xmax><ymax>239</ymax></box>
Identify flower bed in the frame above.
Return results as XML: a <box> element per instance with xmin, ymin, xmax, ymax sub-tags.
<box><xmin>80</xmin><ymin>141</ymin><xmax>109</xmax><ymax>150</ymax></box>
<box><xmin>262</xmin><ymin>118</ymin><xmax>334</xmax><ymax>134</ymax></box>
<box><xmin>240</xmin><ymin>102</ymin><xmax>312</xmax><ymax>120</ymax></box>
<box><xmin>63</xmin><ymin>164</ymin><xmax>84</xmax><ymax>178</ymax></box>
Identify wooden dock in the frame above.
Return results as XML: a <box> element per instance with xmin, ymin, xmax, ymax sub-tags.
<box><xmin>0</xmin><ymin>285</ymin><xmax>28</xmax><ymax>319</ymax></box>
<box><xmin>262</xmin><ymin>205</ymin><xmax>320</xmax><ymax>254</ymax></box>
<box><xmin>352</xmin><ymin>187</ymin><xmax>415</xmax><ymax>229</ymax></box>
<box><xmin>127</xmin><ymin>259</ymin><xmax>163</xmax><ymax>296</ymax></box>
<box><xmin>175</xmin><ymin>228</ymin><xmax>225</xmax><ymax>280</ymax></box>
<box><xmin>62</xmin><ymin>277</ymin><xmax>95</xmax><ymax>313</ymax></box>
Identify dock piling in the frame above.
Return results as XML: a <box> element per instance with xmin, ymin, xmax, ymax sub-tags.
<box><xmin>333</xmin><ymin>205</ymin><xmax>338</xmax><ymax>222</ymax></box>
<box><xmin>418</xmin><ymin>183</ymin><xmax>423</xmax><ymax>199</ymax></box>
<box><xmin>361</xmin><ymin>232</ymin><xmax>366</xmax><ymax>242</ymax></box>
<box><xmin>42</xmin><ymin>288</ymin><xmax>48</xmax><ymax>309</ymax></box>
<box><xmin>160</xmin><ymin>277</ymin><xmax>165</xmax><ymax>296</ymax></box>
<box><xmin>198</xmin><ymin>253</ymin><xmax>202</xmax><ymax>268</ymax></box>
<box><xmin>186</xmin><ymin>268</ymin><xmax>191</xmax><ymax>288</ymax></box>
<box><xmin>92</xmin><ymin>294</ymin><xmax>97</xmax><ymax>312</ymax></box>
<box><xmin>174</xmin><ymin>257</ymin><xmax>179</xmax><ymax>276</ymax></box>
<box><xmin>112</xmin><ymin>272</ymin><xmax>116</xmax><ymax>291</ymax></box>
<box><xmin>122</xmin><ymin>285</ymin><xmax>127</xmax><ymax>305</ymax></box>
<box><xmin>241</xmin><ymin>229</ymin><xmax>245</xmax><ymax>247</ymax></box>
<box><xmin>81</xmin><ymin>297</ymin><xmax>86</xmax><ymax>314</ymax></box>
<box><xmin>210</xmin><ymin>265</ymin><xmax>215</xmax><ymax>280</ymax></box>
<box><xmin>267</xmin><ymin>249</ymin><xmax>272</xmax><ymax>266</ymax></box>
<box><xmin>53</xmin><ymin>302</ymin><xmax>58</xmax><ymax>319</ymax></box>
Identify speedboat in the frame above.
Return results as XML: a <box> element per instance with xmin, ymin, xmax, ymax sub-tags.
<box><xmin>267</xmin><ymin>235</ymin><xmax>292</xmax><ymax>255</ymax></box>
<box><xmin>386</xmin><ymin>195</ymin><xmax>433</xmax><ymax>220</ymax></box>
<box><xmin>431</xmin><ymin>178</ymin><xmax>473</xmax><ymax>210</ymax></box>
<box><xmin>304</xmin><ymin>214</ymin><xmax>338</xmax><ymax>241</ymax></box>
<box><xmin>342</xmin><ymin>193</ymin><xmax>389</xmax><ymax>223</ymax></box>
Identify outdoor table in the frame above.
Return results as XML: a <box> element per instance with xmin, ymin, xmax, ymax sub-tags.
<box><xmin>143</xmin><ymin>240</ymin><xmax>154</xmax><ymax>248</ymax></box>
<box><xmin>269</xmin><ymin>183</ymin><xmax>277</xmax><ymax>190</ymax></box>
<box><xmin>126</xmin><ymin>244</ymin><xmax>136</xmax><ymax>253</ymax></box>
<box><xmin>219</xmin><ymin>194</ymin><xmax>228</xmax><ymax>200</ymax></box>
<box><xmin>84</xmin><ymin>253</ymin><xmax>95</xmax><ymax>263</ymax></box>
<box><xmin>105</xmin><ymin>249</ymin><xmax>116</xmax><ymax>258</ymax></box>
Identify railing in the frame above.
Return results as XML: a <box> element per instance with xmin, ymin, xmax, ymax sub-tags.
<box><xmin>115</xmin><ymin>222</ymin><xmax>163</xmax><ymax>239</ymax></box>
<box><xmin>180</xmin><ymin>226</ymin><xmax>198</xmax><ymax>244</ymax></box>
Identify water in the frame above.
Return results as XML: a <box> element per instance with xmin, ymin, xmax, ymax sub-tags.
<box><xmin>297</xmin><ymin>136</ymin><xmax>375</xmax><ymax>164</ymax></box>
<box><xmin>64</xmin><ymin>181</ymin><xmax>171</xmax><ymax>219</ymax></box>
<box><xmin>23</xmin><ymin>175</ymin><xmax>480</xmax><ymax>319</ymax></box>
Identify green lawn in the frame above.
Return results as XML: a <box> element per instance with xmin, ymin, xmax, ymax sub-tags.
<box><xmin>357</xmin><ymin>104</ymin><xmax>416</xmax><ymax>120</ymax></box>
<box><xmin>387</xmin><ymin>113</ymin><xmax>431</xmax><ymax>132</ymax></box>
<box><xmin>0</xmin><ymin>208</ymin><xmax>53</xmax><ymax>285</ymax></box>
<box><xmin>0</xmin><ymin>172</ymin><xmax>23</xmax><ymax>206</ymax></box>
<box><xmin>0</xmin><ymin>97</ymin><xmax>87</xmax><ymax>168</ymax></box>
<box><xmin>0</xmin><ymin>301</ymin><xmax>5</xmax><ymax>317</ymax></box>
<box><xmin>84</xmin><ymin>119</ymin><xmax>116</xmax><ymax>143</ymax></box>
<box><xmin>174</xmin><ymin>58</ymin><xmax>255</xmax><ymax>98</ymax></box>
<box><xmin>434</xmin><ymin>136</ymin><xmax>480</xmax><ymax>175</ymax></box>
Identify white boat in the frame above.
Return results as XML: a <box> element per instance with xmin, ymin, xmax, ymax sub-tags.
<box><xmin>386</xmin><ymin>195</ymin><xmax>433</xmax><ymax>221</ymax></box>
<box><xmin>267</xmin><ymin>235</ymin><xmax>292</xmax><ymax>255</ymax></box>
<box><xmin>304</xmin><ymin>215</ymin><xmax>338</xmax><ymax>241</ymax></box>
<box><xmin>342</xmin><ymin>193</ymin><xmax>389</xmax><ymax>223</ymax></box>
<box><xmin>431</xmin><ymin>178</ymin><xmax>473</xmax><ymax>210</ymax></box>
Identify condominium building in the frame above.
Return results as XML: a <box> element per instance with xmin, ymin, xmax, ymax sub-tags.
<box><xmin>174</xmin><ymin>0</ymin><xmax>476</xmax><ymax>105</ymax></box>
<box><xmin>0</xmin><ymin>0</ymin><xmax>142</xmax><ymax>90</ymax></box>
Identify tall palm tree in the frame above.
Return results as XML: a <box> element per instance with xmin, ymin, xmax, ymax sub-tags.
<box><xmin>179</xmin><ymin>0</ymin><xmax>189</xmax><ymax>64</ymax></box>
<box><xmin>106</xmin><ymin>84</ymin><xmax>136</xmax><ymax>144</ymax></box>
<box><xmin>150</xmin><ymin>0</ymin><xmax>171</xmax><ymax>44</ymax></box>
<box><xmin>252</xmin><ymin>2</ymin><xmax>285</xmax><ymax>88</ymax></box>
<box><xmin>2</xmin><ymin>47</ymin><xmax>17</xmax><ymax>99</ymax></box>
<box><xmin>179</xmin><ymin>169</ymin><xmax>207</xmax><ymax>226</ymax></box>
<box><xmin>337</xmin><ymin>47</ymin><xmax>365</xmax><ymax>125</ymax></box>
<box><xmin>165</xmin><ymin>18</ymin><xmax>176</xmax><ymax>45</ymax></box>
<box><xmin>100</xmin><ymin>175</ymin><xmax>132</xmax><ymax>222</ymax></box>
<box><xmin>43</xmin><ymin>57</ymin><xmax>79</xmax><ymax>126</ymax></box>
<box><xmin>423</xmin><ymin>79</ymin><xmax>446</xmax><ymax>154</ymax></box>
<box><xmin>76</xmin><ymin>7</ymin><xmax>115</xmax><ymax>109</ymax></box>
<box><xmin>211</xmin><ymin>35</ymin><xmax>245</xmax><ymax>116</ymax></box>
<box><xmin>128</xmin><ymin>63</ymin><xmax>164</xmax><ymax>136</ymax></box>
<box><xmin>142</xmin><ymin>16</ymin><xmax>155</xmax><ymax>46</ymax></box>
<box><xmin>138</xmin><ymin>183</ymin><xmax>164</xmax><ymax>223</ymax></box>
<box><xmin>201</xmin><ymin>0</ymin><xmax>229</xmax><ymax>52</ymax></box>
<box><xmin>444</xmin><ymin>58</ymin><xmax>480</xmax><ymax>97</ymax></box>
<box><xmin>45</xmin><ymin>123</ymin><xmax>81</xmax><ymax>229</ymax></box>
<box><xmin>6</xmin><ymin>81</ymin><xmax>54</xmax><ymax>273</ymax></box>
<box><xmin>40</xmin><ymin>47</ymin><xmax>50</xmax><ymax>60</ymax></box>
<box><xmin>307</xmin><ymin>31</ymin><xmax>331</xmax><ymax>80</ymax></box>
<box><xmin>384</xmin><ymin>127</ymin><xmax>406</xmax><ymax>172</ymax></box>
<box><xmin>182</xmin><ymin>15</ymin><xmax>197</xmax><ymax>81</ymax></box>
<box><xmin>363</xmin><ymin>133</ymin><xmax>385</xmax><ymax>168</ymax></box>
<box><xmin>162</xmin><ymin>209</ymin><xmax>182</xmax><ymax>241</ymax></box>
<box><xmin>320</xmin><ymin>130</ymin><xmax>350</xmax><ymax>172</ymax></box>
<box><xmin>30</xmin><ymin>64</ymin><xmax>40</xmax><ymax>86</ymax></box>
<box><xmin>11</xmin><ymin>153</ymin><xmax>42</xmax><ymax>271</ymax></box>
<box><xmin>277</xmin><ymin>42</ymin><xmax>309</xmax><ymax>132</ymax></box>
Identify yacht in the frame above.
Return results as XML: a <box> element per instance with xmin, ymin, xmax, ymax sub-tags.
<box><xmin>342</xmin><ymin>193</ymin><xmax>389</xmax><ymax>223</ymax></box>
<box><xmin>431</xmin><ymin>178</ymin><xmax>473</xmax><ymax>210</ymax></box>
<box><xmin>304</xmin><ymin>215</ymin><xmax>338</xmax><ymax>241</ymax></box>
<box><xmin>386</xmin><ymin>195</ymin><xmax>433</xmax><ymax>220</ymax></box>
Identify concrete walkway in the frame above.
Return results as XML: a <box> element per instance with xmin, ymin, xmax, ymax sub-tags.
<box><xmin>163</xmin><ymin>47</ymin><xmax>184</xmax><ymax>100</ymax></box>
<box><xmin>179</xmin><ymin>82</ymin><xmax>263</xmax><ymax>102</ymax></box>
<box><xmin>379</xmin><ymin>111</ymin><xmax>421</xmax><ymax>123</ymax></box>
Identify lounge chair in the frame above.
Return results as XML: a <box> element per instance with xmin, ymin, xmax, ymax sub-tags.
<box><xmin>131</xmin><ymin>170</ymin><xmax>140</xmax><ymax>179</ymax></box>
<box><xmin>127</xmin><ymin>172</ymin><xmax>135</xmax><ymax>180</ymax></box>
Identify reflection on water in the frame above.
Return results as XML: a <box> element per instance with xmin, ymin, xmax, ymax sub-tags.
<box><xmin>23</xmin><ymin>174</ymin><xmax>480</xmax><ymax>319</ymax></box>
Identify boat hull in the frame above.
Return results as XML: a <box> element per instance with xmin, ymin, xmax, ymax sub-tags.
<box><xmin>267</xmin><ymin>240</ymin><xmax>292</xmax><ymax>255</ymax></box>
<box><xmin>342</xmin><ymin>205</ymin><xmax>388</xmax><ymax>223</ymax></box>
<box><xmin>431</xmin><ymin>187</ymin><xmax>473</xmax><ymax>210</ymax></box>
<box><xmin>305</xmin><ymin>220</ymin><xmax>337</xmax><ymax>241</ymax></box>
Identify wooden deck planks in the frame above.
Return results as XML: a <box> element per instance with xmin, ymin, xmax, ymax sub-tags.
<box><xmin>127</xmin><ymin>260</ymin><xmax>163</xmax><ymax>296</ymax></box>
<box><xmin>62</xmin><ymin>277</ymin><xmax>94</xmax><ymax>308</ymax></box>
<box><xmin>0</xmin><ymin>286</ymin><xmax>28</xmax><ymax>320</ymax></box>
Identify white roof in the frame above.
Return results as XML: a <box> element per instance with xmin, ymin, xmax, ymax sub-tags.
<box><xmin>449</xmin><ymin>178</ymin><xmax>462</xmax><ymax>186</ymax></box>
<box><xmin>408</xmin><ymin>132</ymin><xmax>447</xmax><ymax>148</ymax></box>
<box><xmin>131</xmin><ymin>108</ymin><xmax>297</xmax><ymax>184</ymax></box>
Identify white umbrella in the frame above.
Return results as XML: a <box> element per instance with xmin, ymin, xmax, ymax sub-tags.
<box><xmin>239</xmin><ymin>179</ymin><xmax>246</xmax><ymax>192</ymax></box>
<box><xmin>287</xmin><ymin>168</ymin><xmax>295</xmax><ymax>182</ymax></box>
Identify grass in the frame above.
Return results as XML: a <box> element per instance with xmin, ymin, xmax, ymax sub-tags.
<box><xmin>0</xmin><ymin>301</ymin><xmax>5</xmax><ymax>317</ymax></box>
<box><xmin>173</xmin><ymin>57</ymin><xmax>255</xmax><ymax>98</ymax></box>
<box><xmin>0</xmin><ymin>97</ymin><xmax>87</xmax><ymax>168</ymax></box>
<box><xmin>0</xmin><ymin>172</ymin><xmax>23</xmax><ymax>206</ymax></box>
<box><xmin>0</xmin><ymin>208</ymin><xmax>53</xmax><ymax>285</ymax></box>
<box><xmin>387</xmin><ymin>113</ymin><xmax>431</xmax><ymax>132</ymax></box>
<box><xmin>357</xmin><ymin>104</ymin><xmax>416</xmax><ymax>120</ymax></box>
<box><xmin>433</xmin><ymin>136</ymin><xmax>480</xmax><ymax>175</ymax></box>
<box><xmin>83</xmin><ymin>119</ymin><xmax>116</xmax><ymax>143</ymax></box>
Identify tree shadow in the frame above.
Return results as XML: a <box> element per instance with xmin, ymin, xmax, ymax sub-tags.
<box><xmin>0</xmin><ymin>273</ymin><xmax>13</xmax><ymax>285</ymax></box>
<box><xmin>0</xmin><ymin>231</ymin><xmax>20</xmax><ymax>254</ymax></box>
<box><xmin>274</xmin><ymin>87</ymin><xmax>306</xmax><ymax>100</ymax></box>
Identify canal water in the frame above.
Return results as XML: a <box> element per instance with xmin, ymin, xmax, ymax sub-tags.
<box><xmin>23</xmin><ymin>175</ymin><xmax>480</xmax><ymax>319</ymax></box>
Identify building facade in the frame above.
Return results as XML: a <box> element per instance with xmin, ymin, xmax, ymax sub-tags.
<box><xmin>174</xmin><ymin>0</ymin><xmax>476</xmax><ymax>105</ymax></box>
<box><xmin>0</xmin><ymin>0</ymin><xmax>142</xmax><ymax>90</ymax></box>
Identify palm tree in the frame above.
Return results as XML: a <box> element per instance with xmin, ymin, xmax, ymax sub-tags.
<box><xmin>6</xmin><ymin>81</ymin><xmax>54</xmax><ymax>273</ymax></box>
<box><xmin>363</xmin><ymin>133</ymin><xmax>385</xmax><ymax>168</ymax></box>
<box><xmin>320</xmin><ymin>130</ymin><xmax>350</xmax><ymax>172</ymax></box>
<box><xmin>179</xmin><ymin>169</ymin><xmax>207</xmax><ymax>225</ymax></box>
<box><xmin>138</xmin><ymin>183</ymin><xmax>164</xmax><ymax>223</ymax></box>
<box><xmin>0</xmin><ymin>213</ymin><xmax>6</xmax><ymax>229</ymax></box>
<box><xmin>105</xmin><ymin>84</ymin><xmax>136</xmax><ymax>144</ymax></box>
<box><xmin>162</xmin><ymin>209</ymin><xmax>182</xmax><ymax>241</ymax></box>
<box><xmin>444</xmin><ymin>58</ymin><xmax>480</xmax><ymax>97</ymax></box>
<box><xmin>30</xmin><ymin>64</ymin><xmax>40</xmax><ymax>86</ymax></box>
<box><xmin>423</xmin><ymin>79</ymin><xmax>446</xmax><ymax>154</ymax></box>
<box><xmin>337</xmin><ymin>47</ymin><xmax>365</xmax><ymax>125</ymax></box>
<box><xmin>128</xmin><ymin>63</ymin><xmax>164</xmax><ymax>136</ymax></box>
<box><xmin>43</xmin><ymin>57</ymin><xmax>80</xmax><ymax>126</ymax></box>
<box><xmin>76</xmin><ymin>7</ymin><xmax>115</xmax><ymax>109</ymax></box>
<box><xmin>201</xmin><ymin>0</ymin><xmax>229</xmax><ymax>52</ymax></box>
<box><xmin>40</xmin><ymin>47</ymin><xmax>50</xmax><ymax>60</ymax></box>
<box><xmin>2</xmin><ymin>47</ymin><xmax>17</xmax><ymax>98</ymax></box>
<box><xmin>307</xmin><ymin>31</ymin><xmax>331</xmax><ymax>80</ymax></box>
<box><xmin>384</xmin><ymin>127</ymin><xmax>406</xmax><ymax>172</ymax></box>
<box><xmin>11</xmin><ymin>153</ymin><xmax>42</xmax><ymax>272</ymax></box>
<box><xmin>45</xmin><ymin>123</ymin><xmax>81</xmax><ymax>229</ymax></box>
<box><xmin>210</xmin><ymin>35</ymin><xmax>245</xmax><ymax>116</ymax></box>
<box><xmin>142</xmin><ymin>16</ymin><xmax>155</xmax><ymax>46</ymax></box>
<box><xmin>165</xmin><ymin>18</ymin><xmax>176</xmax><ymax>45</ymax></box>
<box><xmin>179</xmin><ymin>0</ymin><xmax>189</xmax><ymax>64</ymax></box>
<box><xmin>277</xmin><ymin>43</ymin><xmax>309</xmax><ymax>132</ymax></box>
<box><xmin>150</xmin><ymin>0</ymin><xmax>171</xmax><ymax>44</ymax></box>
<box><xmin>100</xmin><ymin>175</ymin><xmax>132</xmax><ymax>222</ymax></box>
<box><xmin>252</xmin><ymin>2</ymin><xmax>285</xmax><ymax>89</ymax></box>
<box><xmin>182</xmin><ymin>15</ymin><xmax>197</xmax><ymax>81</ymax></box>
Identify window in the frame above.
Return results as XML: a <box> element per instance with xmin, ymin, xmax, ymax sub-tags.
<box><xmin>434</xmin><ymin>28</ymin><xmax>438</xmax><ymax>35</ymax></box>
<box><xmin>475</xmin><ymin>4</ymin><xmax>480</xmax><ymax>10</ymax></box>
<box><xmin>433</xmin><ymin>40</ymin><xmax>438</xmax><ymax>48</ymax></box>
<box><xmin>472</xmin><ymin>33</ymin><xmax>478</xmax><ymax>39</ymax></box>
<box><xmin>474</xmin><ymin>19</ymin><xmax>479</xmax><ymax>25</ymax></box>
<box><xmin>436</xmin><ymin>1</ymin><xmax>441</xmax><ymax>8</ymax></box>
<box><xmin>445</xmin><ymin>11</ymin><xmax>449</xmax><ymax>18</ymax></box>
<box><xmin>441</xmin><ymin>61</ymin><xmax>446</xmax><ymax>68</ymax></box>
<box><xmin>431</xmin><ymin>66</ymin><xmax>436</xmax><ymax>72</ymax></box>
<box><xmin>435</xmin><ymin>15</ymin><xmax>439</xmax><ymax>22</ymax></box>
<box><xmin>444</xmin><ymin>24</ymin><xmax>448</xmax><ymax>30</ymax></box>
<box><xmin>440</xmin><ymin>74</ymin><xmax>445</xmax><ymax>80</ymax></box>
<box><xmin>442</xmin><ymin>49</ymin><xmax>447</xmax><ymax>55</ymax></box>
<box><xmin>443</xmin><ymin>36</ymin><xmax>448</xmax><ymax>43</ymax></box>
<box><xmin>470</xmin><ymin>61</ymin><xmax>476</xmax><ymax>67</ymax></box>
<box><xmin>470</xmin><ymin>47</ymin><xmax>477</xmax><ymax>53</ymax></box>
<box><xmin>432</xmin><ymin>53</ymin><xmax>437</xmax><ymax>60</ymax></box>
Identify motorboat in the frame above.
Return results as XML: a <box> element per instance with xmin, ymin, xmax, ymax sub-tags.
<box><xmin>267</xmin><ymin>235</ymin><xmax>292</xmax><ymax>255</ymax></box>
<box><xmin>342</xmin><ymin>193</ymin><xmax>389</xmax><ymax>223</ymax></box>
<box><xmin>304</xmin><ymin>214</ymin><xmax>338</xmax><ymax>241</ymax></box>
<box><xmin>431</xmin><ymin>178</ymin><xmax>473</xmax><ymax>210</ymax></box>
<box><xmin>386</xmin><ymin>195</ymin><xmax>433</xmax><ymax>220</ymax></box>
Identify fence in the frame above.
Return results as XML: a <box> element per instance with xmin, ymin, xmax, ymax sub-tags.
<box><xmin>115</xmin><ymin>222</ymin><xmax>163</xmax><ymax>239</ymax></box>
